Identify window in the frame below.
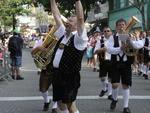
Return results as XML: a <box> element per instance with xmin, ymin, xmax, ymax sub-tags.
<box><xmin>113</xmin><ymin>0</ymin><xmax>118</xmax><ymax>9</ymax></box>
<box><xmin>129</xmin><ymin>0</ymin><xmax>134</xmax><ymax>6</ymax></box>
<box><xmin>120</xmin><ymin>0</ymin><xmax>125</xmax><ymax>8</ymax></box>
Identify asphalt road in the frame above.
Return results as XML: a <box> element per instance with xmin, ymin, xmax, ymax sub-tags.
<box><xmin>0</xmin><ymin>48</ymin><xmax>150</xmax><ymax>113</ymax></box>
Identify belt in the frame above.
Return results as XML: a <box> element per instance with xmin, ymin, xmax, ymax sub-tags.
<box><xmin>53</xmin><ymin>67</ymin><xmax>59</xmax><ymax>71</ymax></box>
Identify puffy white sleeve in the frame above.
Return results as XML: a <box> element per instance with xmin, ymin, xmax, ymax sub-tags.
<box><xmin>130</xmin><ymin>39</ymin><xmax>144</xmax><ymax>49</ymax></box>
<box><xmin>106</xmin><ymin>36</ymin><xmax>122</xmax><ymax>55</ymax></box>
<box><xmin>54</xmin><ymin>25</ymin><xmax>66</xmax><ymax>39</ymax></box>
<box><xmin>74</xmin><ymin>28</ymin><xmax>88</xmax><ymax>50</ymax></box>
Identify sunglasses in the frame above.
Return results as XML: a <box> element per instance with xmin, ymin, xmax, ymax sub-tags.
<box><xmin>104</xmin><ymin>30</ymin><xmax>110</xmax><ymax>32</ymax></box>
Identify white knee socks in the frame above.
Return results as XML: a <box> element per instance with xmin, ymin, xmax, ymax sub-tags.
<box><xmin>41</xmin><ymin>91</ymin><xmax>50</xmax><ymax>103</ymax></box>
<box><xmin>74</xmin><ymin>110</ymin><xmax>80</xmax><ymax>113</ymax></box>
<box><xmin>52</xmin><ymin>101</ymin><xmax>58</xmax><ymax>109</ymax></box>
<box><xmin>112</xmin><ymin>88</ymin><xmax>118</xmax><ymax>101</ymax></box>
<box><xmin>101</xmin><ymin>79</ymin><xmax>108</xmax><ymax>91</ymax></box>
<box><xmin>60</xmin><ymin>109</ymin><xmax>69</xmax><ymax>113</ymax></box>
<box><xmin>122</xmin><ymin>88</ymin><xmax>130</xmax><ymax>108</ymax></box>
<box><xmin>107</xmin><ymin>82</ymin><xmax>112</xmax><ymax>96</ymax></box>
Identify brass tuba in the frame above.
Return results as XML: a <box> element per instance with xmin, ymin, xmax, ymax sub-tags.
<box><xmin>32</xmin><ymin>15</ymin><xmax>67</xmax><ymax>69</ymax></box>
<box><xmin>121</xmin><ymin>16</ymin><xmax>141</xmax><ymax>56</ymax></box>
<box><xmin>32</xmin><ymin>26</ymin><xmax>58</xmax><ymax>69</ymax></box>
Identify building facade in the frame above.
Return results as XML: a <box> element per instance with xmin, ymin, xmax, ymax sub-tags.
<box><xmin>86</xmin><ymin>1</ymin><xmax>109</xmax><ymax>31</ymax></box>
<box><xmin>108</xmin><ymin>0</ymin><xmax>150</xmax><ymax>31</ymax></box>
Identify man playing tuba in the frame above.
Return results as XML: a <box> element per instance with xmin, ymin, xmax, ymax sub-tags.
<box><xmin>106</xmin><ymin>18</ymin><xmax>144</xmax><ymax>113</ymax></box>
<box><xmin>31</xmin><ymin>24</ymin><xmax>58</xmax><ymax>112</ymax></box>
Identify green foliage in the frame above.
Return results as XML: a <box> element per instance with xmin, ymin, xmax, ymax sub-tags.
<box><xmin>0</xmin><ymin>0</ymin><xmax>32</xmax><ymax>28</ymax></box>
<box><xmin>36</xmin><ymin>0</ymin><xmax>99</xmax><ymax>17</ymax></box>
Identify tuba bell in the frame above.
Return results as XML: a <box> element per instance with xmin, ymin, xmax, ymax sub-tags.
<box><xmin>32</xmin><ymin>26</ymin><xmax>58</xmax><ymax>69</ymax></box>
<box><xmin>121</xmin><ymin>16</ymin><xmax>141</xmax><ymax>56</ymax></box>
<box><xmin>125</xmin><ymin>16</ymin><xmax>140</xmax><ymax>32</ymax></box>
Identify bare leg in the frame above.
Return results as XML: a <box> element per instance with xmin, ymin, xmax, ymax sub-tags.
<box><xmin>67</xmin><ymin>102</ymin><xmax>79</xmax><ymax>113</ymax></box>
<box><xmin>16</xmin><ymin>67</ymin><xmax>24</xmax><ymax>80</ymax></box>
<box><xmin>11</xmin><ymin>66</ymin><xmax>16</xmax><ymax>79</ymax></box>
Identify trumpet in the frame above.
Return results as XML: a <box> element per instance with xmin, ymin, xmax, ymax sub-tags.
<box><xmin>120</xmin><ymin>16</ymin><xmax>141</xmax><ymax>56</ymax></box>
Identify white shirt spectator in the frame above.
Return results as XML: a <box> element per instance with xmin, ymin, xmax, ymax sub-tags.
<box><xmin>94</xmin><ymin>36</ymin><xmax>111</xmax><ymax>60</ymax></box>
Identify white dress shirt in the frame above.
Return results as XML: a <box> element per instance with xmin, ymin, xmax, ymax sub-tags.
<box><xmin>53</xmin><ymin>25</ymin><xmax>88</xmax><ymax>68</ymax></box>
<box><xmin>94</xmin><ymin>36</ymin><xmax>111</xmax><ymax>60</ymax></box>
<box><xmin>106</xmin><ymin>33</ymin><xmax>144</xmax><ymax>61</ymax></box>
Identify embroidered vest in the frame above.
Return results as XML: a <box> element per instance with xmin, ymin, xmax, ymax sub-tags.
<box><xmin>144</xmin><ymin>37</ymin><xmax>149</xmax><ymax>55</ymax></box>
<box><xmin>98</xmin><ymin>36</ymin><xmax>105</xmax><ymax>61</ymax></box>
<box><xmin>111</xmin><ymin>34</ymin><xmax>119</xmax><ymax>62</ymax></box>
<box><xmin>111</xmin><ymin>34</ymin><xmax>134</xmax><ymax>64</ymax></box>
<box><xmin>49</xmin><ymin>35</ymin><xmax>84</xmax><ymax>73</ymax></box>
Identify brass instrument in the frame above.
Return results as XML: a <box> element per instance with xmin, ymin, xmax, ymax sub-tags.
<box><xmin>32</xmin><ymin>15</ymin><xmax>68</xmax><ymax>69</ymax></box>
<box><xmin>125</xmin><ymin>16</ymin><xmax>140</xmax><ymax>32</ymax></box>
<box><xmin>120</xmin><ymin>16</ymin><xmax>141</xmax><ymax>56</ymax></box>
<box><xmin>32</xmin><ymin>26</ymin><xmax>58</xmax><ymax>69</ymax></box>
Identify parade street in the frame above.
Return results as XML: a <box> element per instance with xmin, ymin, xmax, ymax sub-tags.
<box><xmin>0</xmin><ymin>48</ymin><xmax>150</xmax><ymax>113</ymax></box>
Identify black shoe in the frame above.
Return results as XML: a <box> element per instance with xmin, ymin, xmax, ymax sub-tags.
<box><xmin>52</xmin><ymin>108</ymin><xmax>58</xmax><ymax>113</ymax></box>
<box><xmin>123</xmin><ymin>107</ymin><xmax>131</xmax><ymax>113</ymax></box>
<box><xmin>37</xmin><ymin>71</ymin><xmax>41</xmax><ymax>75</ymax></box>
<box><xmin>143</xmin><ymin>74</ymin><xmax>146</xmax><ymax>77</ymax></box>
<box><xmin>99</xmin><ymin>90</ymin><xmax>107</xmax><ymax>97</ymax></box>
<box><xmin>11</xmin><ymin>75</ymin><xmax>15</xmax><ymax>80</ymax></box>
<box><xmin>93</xmin><ymin>68</ymin><xmax>97</xmax><ymax>72</ymax></box>
<box><xmin>108</xmin><ymin>95</ymin><xmax>113</xmax><ymax>100</ymax></box>
<box><xmin>110</xmin><ymin>99</ymin><xmax>118</xmax><ymax>110</ymax></box>
<box><xmin>16</xmin><ymin>76</ymin><xmax>24</xmax><ymax>80</ymax></box>
<box><xmin>43</xmin><ymin>102</ymin><xmax>50</xmax><ymax>111</ymax></box>
<box><xmin>144</xmin><ymin>75</ymin><xmax>148</xmax><ymax>79</ymax></box>
<box><xmin>97</xmin><ymin>69</ymin><xmax>100</xmax><ymax>72</ymax></box>
<box><xmin>138</xmin><ymin>71</ymin><xmax>142</xmax><ymax>76</ymax></box>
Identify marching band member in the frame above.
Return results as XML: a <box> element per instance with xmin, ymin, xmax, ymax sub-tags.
<box><xmin>142</xmin><ymin>31</ymin><xmax>150</xmax><ymax>79</ymax></box>
<box><xmin>94</xmin><ymin>26</ymin><xmax>113</xmax><ymax>100</ymax></box>
<box><xmin>50</xmin><ymin>0</ymin><xmax>88</xmax><ymax>113</ymax></box>
<box><xmin>106</xmin><ymin>18</ymin><xmax>144</xmax><ymax>113</ymax></box>
<box><xmin>31</xmin><ymin>25</ymin><xmax>58</xmax><ymax>112</ymax></box>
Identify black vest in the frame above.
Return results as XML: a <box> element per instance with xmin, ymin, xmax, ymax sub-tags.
<box><xmin>144</xmin><ymin>38</ymin><xmax>149</xmax><ymax>55</ymax></box>
<box><xmin>111</xmin><ymin>34</ymin><xmax>134</xmax><ymax>64</ymax></box>
<box><xmin>98</xmin><ymin>36</ymin><xmax>105</xmax><ymax>61</ymax></box>
<box><xmin>144</xmin><ymin>38</ymin><xmax>149</xmax><ymax>47</ymax></box>
<box><xmin>111</xmin><ymin>34</ymin><xmax>119</xmax><ymax>62</ymax></box>
<box><xmin>50</xmin><ymin>35</ymin><xmax>85</xmax><ymax>73</ymax></box>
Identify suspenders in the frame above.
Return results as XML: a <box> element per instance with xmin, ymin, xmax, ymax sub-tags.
<box><xmin>111</xmin><ymin>34</ymin><xmax>126</xmax><ymax>62</ymax></box>
<box><xmin>99</xmin><ymin>36</ymin><xmax>105</xmax><ymax>61</ymax></box>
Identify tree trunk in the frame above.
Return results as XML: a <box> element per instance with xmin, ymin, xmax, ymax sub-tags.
<box><xmin>12</xmin><ymin>14</ymin><xmax>16</xmax><ymax>31</ymax></box>
<box><xmin>140</xmin><ymin>6</ymin><xmax>146</xmax><ymax>30</ymax></box>
<box><xmin>84</xmin><ymin>10</ymin><xmax>88</xmax><ymax>21</ymax></box>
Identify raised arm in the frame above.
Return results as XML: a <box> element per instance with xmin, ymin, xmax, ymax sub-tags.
<box><xmin>50</xmin><ymin>0</ymin><xmax>63</xmax><ymax>28</ymax></box>
<box><xmin>75</xmin><ymin>0</ymin><xmax>84</xmax><ymax>36</ymax></box>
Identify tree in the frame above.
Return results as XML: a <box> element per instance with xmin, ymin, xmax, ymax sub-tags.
<box><xmin>35</xmin><ymin>8</ymin><xmax>49</xmax><ymax>26</ymax></box>
<box><xmin>129</xmin><ymin>0</ymin><xmax>148</xmax><ymax>30</ymax></box>
<box><xmin>0</xmin><ymin>0</ymin><xmax>32</xmax><ymax>30</ymax></box>
<box><xmin>35</xmin><ymin>0</ymin><xmax>107</xmax><ymax>19</ymax></box>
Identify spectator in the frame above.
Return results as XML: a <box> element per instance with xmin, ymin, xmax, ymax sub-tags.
<box><xmin>8</xmin><ymin>30</ymin><xmax>24</xmax><ymax>80</ymax></box>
